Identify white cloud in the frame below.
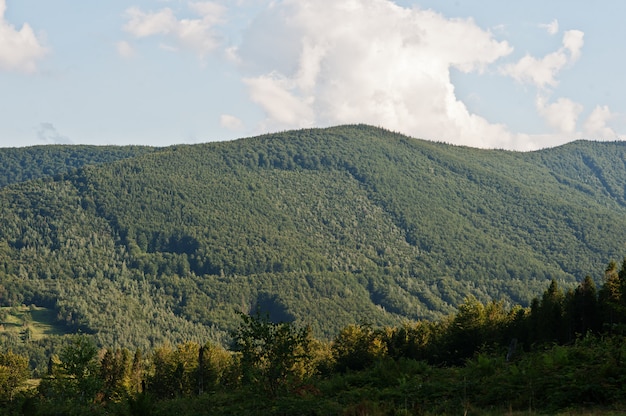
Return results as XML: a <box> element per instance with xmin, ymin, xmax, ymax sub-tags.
<box><xmin>236</xmin><ymin>0</ymin><xmax>518</xmax><ymax>148</ymax></box>
<box><xmin>0</xmin><ymin>0</ymin><xmax>47</xmax><ymax>72</ymax></box>
<box><xmin>244</xmin><ymin>72</ymin><xmax>315</xmax><ymax>128</ymax></box>
<box><xmin>536</xmin><ymin>95</ymin><xmax>583</xmax><ymax>134</ymax></box>
<box><xmin>189</xmin><ymin>2</ymin><xmax>226</xmax><ymax>25</ymax></box>
<box><xmin>501</xmin><ymin>30</ymin><xmax>584</xmax><ymax>89</ymax></box>
<box><xmin>563</xmin><ymin>30</ymin><xmax>584</xmax><ymax>62</ymax></box>
<box><xmin>123</xmin><ymin>2</ymin><xmax>226</xmax><ymax>57</ymax></box>
<box><xmin>116</xmin><ymin>40</ymin><xmax>135</xmax><ymax>58</ymax></box>
<box><xmin>583</xmin><ymin>105</ymin><xmax>617</xmax><ymax>138</ymax></box>
<box><xmin>123</xmin><ymin>7</ymin><xmax>177</xmax><ymax>37</ymax></box>
<box><xmin>115</xmin><ymin>0</ymin><xmax>596</xmax><ymax>150</ymax></box>
<box><xmin>539</xmin><ymin>19</ymin><xmax>559</xmax><ymax>35</ymax></box>
<box><xmin>37</xmin><ymin>123</ymin><xmax>72</xmax><ymax>144</ymax></box>
<box><xmin>220</xmin><ymin>114</ymin><xmax>244</xmax><ymax>130</ymax></box>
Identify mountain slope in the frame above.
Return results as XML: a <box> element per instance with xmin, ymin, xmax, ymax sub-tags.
<box><xmin>0</xmin><ymin>145</ymin><xmax>155</xmax><ymax>187</ymax></box>
<box><xmin>1</xmin><ymin>125</ymin><xmax>626</xmax><ymax>348</ymax></box>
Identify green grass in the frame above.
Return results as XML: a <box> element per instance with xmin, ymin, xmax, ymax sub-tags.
<box><xmin>0</xmin><ymin>305</ymin><xmax>70</xmax><ymax>341</ymax></box>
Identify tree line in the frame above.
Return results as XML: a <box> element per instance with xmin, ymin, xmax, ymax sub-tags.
<box><xmin>3</xmin><ymin>258</ymin><xmax>626</xmax><ymax>414</ymax></box>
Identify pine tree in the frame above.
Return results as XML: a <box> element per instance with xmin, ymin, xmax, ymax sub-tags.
<box><xmin>533</xmin><ymin>280</ymin><xmax>565</xmax><ymax>344</ymax></box>
<box><xmin>567</xmin><ymin>276</ymin><xmax>599</xmax><ymax>338</ymax></box>
<box><xmin>599</xmin><ymin>260</ymin><xmax>625</xmax><ymax>332</ymax></box>
<box><xmin>130</xmin><ymin>348</ymin><xmax>143</xmax><ymax>394</ymax></box>
<box><xmin>100</xmin><ymin>348</ymin><xmax>132</xmax><ymax>402</ymax></box>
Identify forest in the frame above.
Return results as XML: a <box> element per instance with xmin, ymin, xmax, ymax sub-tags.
<box><xmin>1</xmin><ymin>126</ymin><xmax>626</xmax><ymax>347</ymax></box>
<box><xmin>2</xmin><ymin>263</ymin><xmax>626</xmax><ymax>414</ymax></box>
<box><xmin>0</xmin><ymin>144</ymin><xmax>154</xmax><ymax>188</ymax></box>
<box><xmin>3</xmin><ymin>125</ymin><xmax>626</xmax><ymax>412</ymax></box>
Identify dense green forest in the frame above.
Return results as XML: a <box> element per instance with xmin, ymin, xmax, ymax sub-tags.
<box><xmin>3</xmin><ymin>125</ymin><xmax>626</xmax><ymax>358</ymax></box>
<box><xmin>3</xmin><ymin>268</ymin><xmax>626</xmax><ymax>414</ymax></box>
<box><xmin>0</xmin><ymin>145</ymin><xmax>154</xmax><ymax>188</ymax></box>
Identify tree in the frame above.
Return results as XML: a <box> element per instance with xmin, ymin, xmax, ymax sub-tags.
<box><xmin>531</xmin><ymin>280</ymin><xmax>565</xmax><ymax>344</ymax></box>
<box><xmin>332</xmin><ymin>323</ymin><xmax>387</xmax><ymax>372</ymax></box>
<box><xmin>100</xmin><ymin>348</ymin><xmax>131</xmax><ymax>402</ymax></box>
<box><xmin>130</xmin><ymin>348</ymin><xmax>144</xmax><ymax>394</ymax></box>
<box><xmin>384</xmin><ymin>321</ymin><xmax>434</xmax><ymax>362</ymax></box>
<box><xmin>174</xmin><ymin>342</ymin><xmax>201</xmax><ymax>397</ymax></box>
<box><xmin>39</xmin><ymin>334</ymin><xmax>101</xmax><ymax>403</ymax></box>
<box><xmin>566</xmin><ymin>276</ymin><xmax>599</xmax><ymax>338</ymax></box>
<box><xmin>196</xmin><ymin>342</ymin><xmax>232</xmax><ymax>393</ymax></box>
<box><xmin>599</xmin><ymin>258</ymin><xmax>626</xmax><ymax>333</ymax></box>
<box><xmin>147</xmin><ymin>342</ymin><xmax>202</xmax><ymax>399</ymax></box>
<box><xmin>231</xmin><ymin>311</ymin><xmax>313</xmax><ymax>397</ymax></box>
<box><xmin>148</xmin><ymin>345</ymin><xmax>179</xmax><ymax>399</ymax></box>
<box><xmin>0</xmin><ymin>350</ymin><xmax>29</xmax><ymax>403</ymax></box>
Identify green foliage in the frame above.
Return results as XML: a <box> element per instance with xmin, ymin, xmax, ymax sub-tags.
<box><xmin>565</xmin><ymin>275</ymin><xmax>600</xmax><ymax>337</ymax></box>
<box><xmin>439</xmin><ymin>297</ymin><xmax>513</xmax><ymax>364</ymax></box>
<box><xmin>148</xmin><ymin>342</ymin><xmax>196</xmax><ymax>399</ymax></box>
<box><xmin>12</xmin><ymin>267</ymin><xmax>626</xmax><ymax>414</ymax></box>
<box><xmin>39</xmin><ymin>334</ymin><xmax>102</xmax><ymax>404</ymax></box>
<box><xmin>332</xmin><ymin>323</ymin><xmax>387</xmax><ymax>372</ymax></box>
<box><xmin>231</xmin><ymin>311</ymin><xmax>314</xmax><ymax>396</ymax></box>
<box><xmin>197</xmin><ymin>342</ymin><xmax>232</xmax><ymax>392</ymax></box>
<box><xmin>0</xmin><ymin>350</ymin><xmax>29</xmax><ymax>403</ymax></box>
<box><xmin>4</xmin><ymin>125</ymin><xmax>626</xmax><ymax>357</ymax></box>
<box><xmin>0</xmin><ymin>144</ymin><xmax>154</xmax><ymax>187</ymax></box>
<box><xmin>99</xmin><ymin>347</ymin><xmax>132</xmax><ymax>402</ymax></box>
<box><xmin>383</xmin><ymin>320</ymin><xmax>437</xmax><ymax>362</ymax></box>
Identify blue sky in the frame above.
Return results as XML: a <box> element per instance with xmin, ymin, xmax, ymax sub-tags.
<box><xmin>1</xmin><ymin>0</ymin><xmax>624</xmax><ymax>150</ymax></box>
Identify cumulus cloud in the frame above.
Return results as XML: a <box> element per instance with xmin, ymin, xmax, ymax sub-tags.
<box><xmin>188</xmin><ymin>1</ymin><xmax>225</xmax><ymax>25</ymax></box>
<box><xmin>220</xmin><ymin>114</ymin><xmax>244</xmax><ymax>130</ymax></box>
<box><xmin>501</xmin><ymin>29</ymin><xmax>584</xmax><ymax>89</ymax></box>
<box><xmin>539</xmin><ymin>19</ymin><xmax>559</xmax><ymax>35</ymax></box>
<box><xmin>116</xmin><ymin>0</ymin><xmax>601</xmax><ymax>150</ymax></box>
<box><xmin>37</xmin><ymin>123</ymin><xmax>73</xmax><ymax>144</ymax></box>
<box><xmin>498</xmin><ymin>27</ymin><xmax>605</xmax><ymax>146</ymax></box>
<box><xmin>235</xmin><ymin>0</ymin><xmax>517</xmax><ymax>148</ymax></box>
<box><xmin>0</xmin><ymin>0</ymin><xmax>47</xmax><ymax>72</ymax></box>
<box><xmin>563</xmin><ymin>30</ymin><xmax>584</xmax><ymax>62</ymax></box>
<box><xmin>116</xmin><ymin>40</ymin><xmax>135</xmax><ymax>58</ymax></box>
<box><xmin>123</xmin><ymin>1</ymin><xmax>226</xmax><ymax>57</ymax></box>
<box><xmin>583</xmin><ymin>105</ymin><xmax>617</xmax><ymax>139</ymax></box>
<box><xmin>536</xmin><ymin>95</ymin><xmax>583</xmax><ymax>134</ymax></box>
<box><xmin>244</xmin><ymin>73</ymin><xmax>315</xmax><ymax>127</ymax></box>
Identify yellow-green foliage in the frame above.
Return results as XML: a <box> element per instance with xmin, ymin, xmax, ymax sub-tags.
<box><xmin>0</xmin><ymin>305</ymin><xmax>70</xmax><ymax>341</ymax></box>
<box><xmin>0</xmin><ymin>350</ymin><xmax>29</xmax><ymax>402</ymax></box>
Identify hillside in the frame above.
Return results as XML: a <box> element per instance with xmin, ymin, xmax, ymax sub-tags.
<box><xmin>0</xmin><ymin>144</ymin><xmax>155</xmax><ymax>187</ymax></box>
<box><xmin>1</xmin><ymin>125</ymin><xmax>626</xmax><ymax>351</ymax></box>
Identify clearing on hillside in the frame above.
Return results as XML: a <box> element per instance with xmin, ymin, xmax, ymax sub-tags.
<box><xmin>0</xmin><ymin>305</ymin><xmax>72</xmax><ymax>341</ymax></box>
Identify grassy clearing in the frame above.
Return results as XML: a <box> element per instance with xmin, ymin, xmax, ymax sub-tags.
<box><xmin>0</xmin><ymin>305</ymin><xmax>70</xmax><ymax>341</ymax></box>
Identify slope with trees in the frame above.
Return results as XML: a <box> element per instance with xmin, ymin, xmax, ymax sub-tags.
<box><xmin>4</xmin><ymin>261</ymin><xmax>626</xmax><ymax>414</ymax></box>
<box><xmin>1</xmin><ymin>125</ymin><xmax>626</xmax><ymax>354</ymax></box>
<box><xmin>0</xmin><ymin>145</ymin><xmax>154</xmax><ymax>188</ymax></box>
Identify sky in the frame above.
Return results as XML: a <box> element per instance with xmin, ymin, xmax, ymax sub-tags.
<box><xmin>1</xmin><ymin>0</ymin><xmax>625</xmax><ymax>151</ymax></box>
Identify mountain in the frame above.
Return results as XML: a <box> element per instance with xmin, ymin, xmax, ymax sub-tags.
<box><xmin>0</xmin><ymin>144</ymin><xmax>155</xmax><ymax>188</ymax></box>
<box><xmin>1</xmin><ymin>125</ymin><xmax>626</xmax><ymax>349</ymax></box>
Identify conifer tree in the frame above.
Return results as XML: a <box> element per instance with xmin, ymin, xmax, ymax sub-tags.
<box><xmin>566</xmin><ymin>276</ymin><xmax>599</xmax><ymax>338</ymax></box>
<box><xmin>599</xmin><ymin>260</ymin><xmax>625</xmax><ymax>332</ymax></box>
<box><xmin>532</xmin><ymin>280</ymin><xmax>565</xmax><ymax>344</ymax></box>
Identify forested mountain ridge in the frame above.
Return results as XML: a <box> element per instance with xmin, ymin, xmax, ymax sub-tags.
<box><xmin>0</xmin><ymin>144</ymin><xmax>155</xmax><ymax>187</ymax></box>
<box><xmin>2</xmin><ymin>124</ymin><xmax>626</xmax><ymax>352</ymax></box>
